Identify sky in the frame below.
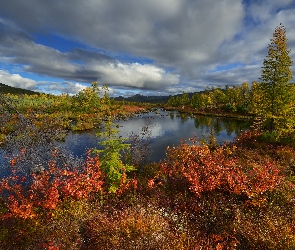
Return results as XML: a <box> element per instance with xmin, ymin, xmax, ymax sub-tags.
<box><xmin>0</xmin><ymin>0</ymin><xmax>295</xmax><ymax>97</ymax></box>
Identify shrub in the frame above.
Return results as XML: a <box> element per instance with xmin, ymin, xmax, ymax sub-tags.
<box><xmin>151</xmin><ymin>134</ymin><xmax>294</xmax><ymax>249</ymax></box>
<box><xmin>0</xmin><ymin>149</ymin><xmax>103</xmax><ymax>219</ymax></box>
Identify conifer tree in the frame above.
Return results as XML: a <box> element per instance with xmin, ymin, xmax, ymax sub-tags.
<box><xmin>94</xmin><ymin>118</ymin><xmax>134</xmax><ymax>193</ymax></box>
<box><xmin>258</xmin><ymin>24</ymin><xmax>294</xmax><ymax>133</ymax></box>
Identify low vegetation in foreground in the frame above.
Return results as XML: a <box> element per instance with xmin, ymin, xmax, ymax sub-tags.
<box><xmin>1</xmin><ymin>129</ymin><xmax>295</xmax><ymax>249</ymax></box>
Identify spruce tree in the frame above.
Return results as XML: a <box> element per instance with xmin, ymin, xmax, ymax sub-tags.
<box><xmin>258</xmin><ymin>24</ymin><xmax>294</xmax><ymax>133</ymax></box>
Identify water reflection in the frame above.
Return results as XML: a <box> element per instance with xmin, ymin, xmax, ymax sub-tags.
<box><xmin>62</xmin><ymin>110</ymin><xmax>251</xmax><ymax>163</ymax></box>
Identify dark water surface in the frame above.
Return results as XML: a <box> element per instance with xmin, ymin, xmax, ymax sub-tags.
<box><xmin>62</xmin><ymin>109</ymin><xmax>251</xmax><ymax>163</ymax></box>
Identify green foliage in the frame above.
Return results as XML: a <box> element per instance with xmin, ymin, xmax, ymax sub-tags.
<box><xmin>191</xmin><ymin>92</ymin><xmax>210</xmax><ymax>110</ymax></box>
<box><xmin>222</xmin><ymin>103</ymin><xmax>237</xmax><ymax>113</ymax></box>
<box><xmin>72</xmin><ymin>81</ymin><xmax>101</xmax><ymax>112</ymax></box>
<box><xmin>180</xmin><ymin>92</ymin><xmax>191</xmax><ymax>106</ymax></box>
<box><xmin>166</xmin><ymin>25</ymin><xmax>295</xmax><ymax>137</ymax></box>
<box><xmin>94</xmin><ymin>118</ymin><xmax>135</xmax><ymax>193</ymax></box>
<box><xmin>169</xmin><ymin>84</ymin><xmax>252</xmax><ymax>114</ymax></box>
<box><xmin>101</xmin><ymin>84</ymin><xmax>111</xmax><ymax>106</ymax></box>
<box><xmin>191</xmin><ymin>92</ymin><xmax>201</xmax><ymax>109</ymax></box>
<box><xmin>167</xmin><ymin>92</ymin><xmax>191</xmax><ymax>107</ymax></box>
<box><xmin>212</xmin><ymin>86</ymin><xmax>228</xmax><ymax>106</ymax></box>
<box><xmin>0</xmin><ymin>82</ymin><xmax>151</xmax><ymax>135</ymax></box>
<box><xmin>257</xmin><ymin>24</ymin><xmax>294</xmax><ymax>133</ymax></box>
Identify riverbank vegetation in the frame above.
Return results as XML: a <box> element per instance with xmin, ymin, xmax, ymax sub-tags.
<box><xmin>0</xmin><ymin>24</ymin><xmax>295</xmax><ymax>249</ymax></box>
<box><xmin>0</xmin><ymin>82</ymin><xmax>150</xmax><ymax>144</ymax></box>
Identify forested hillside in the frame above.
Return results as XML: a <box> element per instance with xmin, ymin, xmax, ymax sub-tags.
<box><xmin>0</xmin><ymin>83</ymin><xmax>39</xmax><ymax>95</ymax></box>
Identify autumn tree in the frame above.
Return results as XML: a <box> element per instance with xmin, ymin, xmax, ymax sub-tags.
<box><xmin>180</xmin><ymin>92</ymin><xmax>191</xmax><ymax>106</ymax></box>
<box><xmin>167</xmin><ymin>92</ymin><xmax>191</xmax><ymax>107</ymax></box>
<box><xmin>212</xmin><ymin>86</ymin><xmax>227</xmax><ymax>107</ymax></box>
<box><xmin>258</xmin><ymin>24</ymin><xmax>294</xmax><ymax>133</ymax></box>
<box><xmin>167</xmin><ymin>96</ymin><xmax>177</xmax><ymax>106</ymax></box>
<box><xmin>249</xmin><ymin>81</ymin><xmax>262</xmax><ymax>114</ymax></box>
<box><xmin>191</xmin><ymin>93</ymin><xmax>202</xmax><ymax>109</ymax></box>
<box><xmin>73</xmin><ymin>82</ymin><xmax>101</xmax><ymax>112</ymax></box>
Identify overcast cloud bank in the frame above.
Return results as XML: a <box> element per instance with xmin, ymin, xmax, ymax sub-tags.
<box><xmin>0</xmin><ymin>0</ymin><xmax>295</xmax><ymax>96</ymax></box>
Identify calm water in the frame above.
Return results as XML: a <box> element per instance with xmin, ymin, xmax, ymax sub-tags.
<box><xmin>62</xmin><ymin>109</ymin><xmax>251</xmax><ymax>163</ymax></box>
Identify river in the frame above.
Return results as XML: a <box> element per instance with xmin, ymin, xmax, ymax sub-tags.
<box><xmin>61</xmin><ymin>109</ymin><xmax>251</xmax><ymax>163</ymax></box>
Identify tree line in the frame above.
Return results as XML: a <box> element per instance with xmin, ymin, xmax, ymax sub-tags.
<box><xmin>168</xmin><ymin>82</ymin><xmax>253</xmax><ymax>114</ymax></box>
<box><xmin>168</xmin><ymin>24</ymin><xmax>294</xmax><ymax>139</ymax></box>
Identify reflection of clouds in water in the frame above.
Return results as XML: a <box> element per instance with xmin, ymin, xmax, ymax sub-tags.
<box><xmin>150</xmin><ymin>120</ymin><xmax>179</xmax><ymax>138</ymax></box>
<box><xmin>58</xmin><ymin>111</ymin><xmax>250</xmax><ymax>162</ymax></box>
<box><xmin>116</xmin><ymin>119</ymin><xmax>147</xmax><ymax>136</ymax></box>
<box><xmin>117</xmin><ymin>116</ymin><xmax>179</xmax><ymax>139</ymax></box>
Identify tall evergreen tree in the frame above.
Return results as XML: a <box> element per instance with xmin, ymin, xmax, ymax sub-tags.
<box><xmin>258</xmin><ymin>24</ymin><xmax>293</xmax><ymax>133</ymax></box>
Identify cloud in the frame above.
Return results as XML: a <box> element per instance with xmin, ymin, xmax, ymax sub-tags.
<box><xmin>248</xmin><ymin>0</ymin><xmax>294</xmax><ymax>23</ymax></box>
<box><xmin>117</xmin><ymin>114</ymin><xmax>180</xmax><ymax>139</ymax></box>
<box><xmin>0</xmin><ymin>70</ymin><xmax>38</xmax><ymax>90</ymax></box>
<box><xmin>90</xmin><ymin>62</ymin><xmax>179</xmax><ymax>90</ymax></box>
<box><xmin>0</xmin><ymin>27</ymin><xmax>180</xmax><ymax>92</ymax></box>
<box><xmin>0</xmin><ymin>69</ymin><xmax>86</xmax><ymax>95</ymax></box>
<box><xmin>214</xmin><ymin>4</ymin><xmax>295</xmax><ymax>83</ymax></box>
<box><xmin>0</xmin><ymin>0</ymin><xmax>244</xmax><ymax>77</ymax></box>
<box><xmin>42</xmin><ymin>81</ymin><xmax>87</xmax><ymax>95</ymax></box>
<box><xmin>204</xmin><ymin>64</ymin><xmax>261</xmax><ymax>86</ymax></box>
<box><xmin>0</xmin><ymin>0</ymin><xmax>295</xmax><ymax>96</ymax></box>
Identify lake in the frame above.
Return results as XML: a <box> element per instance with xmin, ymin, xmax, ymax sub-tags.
<box><xmin>61</xmin><ymin>109</ymin><xmax>251</xmax><ymax>163</ymax></box>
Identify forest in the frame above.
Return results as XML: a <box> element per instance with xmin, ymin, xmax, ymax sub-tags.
<box><xmin>0</xmin><ymin>24</ymin><xmax>295</xmax><ymax>249</ymax></box>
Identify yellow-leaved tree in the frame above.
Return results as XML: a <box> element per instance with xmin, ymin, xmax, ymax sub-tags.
<box><xmin>256</xmin><ymin>24</ymin><xmax>294</xmax><ymax>135</ymax></box>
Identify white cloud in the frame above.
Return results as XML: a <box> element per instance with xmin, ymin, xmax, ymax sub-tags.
<box><xmin>0</xmin><ymin>69</ymin><xmax>87</xmax><ymax>95</ymax></box>
<box><xmin>249</xmin><ymin>0</ymin><xmax>294</xmax><ymax>22</ymax></box>
<box><xmin>91</xmin><ymin>62</ymin><xmax>179</xmax><ymax>89</ymax></box>
<box><xmin>0</xmin><ymin>30</ymin><xmax>180</xmax><ymax>92</ymax></box>
<box><xmin>42</xmin><ymin>82</ymin><xmax>87</xmax><ymax>95</ymax></box>
<box><xmin>0</xmin><ymin>70</ymin><xmax>37</xmax><ymax>90</ymax></box>
<box><xmin>0</xmin><ymin>0</ymin><xmax>244</xmax><ymax>72</ymax></box>
<box><xmin>0</xmin><ymin>0</ymin><xmax>295</xmax><ymax>95</ymax></box>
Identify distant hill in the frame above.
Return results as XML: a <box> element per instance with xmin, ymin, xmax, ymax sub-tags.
<box><xmin>114</xmin><ymin>94</ymin><xmax>170</xmax><ymax>104</ymax></box>
<box><xmin>0</xmin><ymin>83</ymin><xmax>39</xmax><ymax>95</ymax></box>
<box><xmin>114</xmin><ymin>93</ymin><xmax>196</xmax><ymax>104</ymax></box>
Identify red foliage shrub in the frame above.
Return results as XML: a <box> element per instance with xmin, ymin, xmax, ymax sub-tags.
<box><xmin>161</xmin><ymin>141</ymin><xmax>282</xmax><ymax>202</ymax></box>
<box><xmin>0</xmin><ymin>149</ymin><xmax>104</xmax><ymax>219</ymax></box>
<box><xmin>149</xmin><ymin>135</ymin><xmax>294</xmax><ymax>248</ymax></box>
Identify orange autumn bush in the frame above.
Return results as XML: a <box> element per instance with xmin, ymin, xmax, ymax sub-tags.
<box><xmin>159</xmin><ymin>138</ymin><xmax>282</xmax><ymax>203</ymax></box>
<box><xmin>0</xmin><ymin>149</ymin><xmax>104</xmax><ymax>219</ymax></box>
<box><xmin>146</xmin><ymin>135</ymin><xmax>293</xmax><ymax>248</ymax></box>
